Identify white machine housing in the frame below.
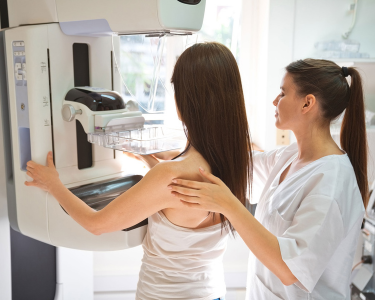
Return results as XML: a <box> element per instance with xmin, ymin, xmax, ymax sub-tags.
<box><xmin>8</xmin><ymin>0</ymin><xmax>206</xmax><ymax>36</ymax></box>
<box><xmin>4</xmin><ymin>24</ymin><xmax>143</xmax><ymax>250</ymax></box>
<box><xmin>2</xmin><ymin>1</ymin><xmax>205</xmax><ymax>251</ymax></box>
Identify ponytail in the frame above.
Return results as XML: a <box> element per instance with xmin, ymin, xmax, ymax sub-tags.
<box><xmin>286</xmin><ymin>59</ymin><xmax>369</xmax><ymax>208</ymax></box>
<box><xmin>340</xmin><ymin>68</ymin><xmax>369</xmax><ymax>208</ymax></box>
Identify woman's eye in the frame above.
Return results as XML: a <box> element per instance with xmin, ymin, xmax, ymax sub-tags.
<box><xmin>280</xmin><ymin>93</ymin><xmax>284</xmax><ymax>97</ymax></box>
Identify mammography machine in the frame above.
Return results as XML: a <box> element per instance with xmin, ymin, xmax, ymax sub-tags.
<box><xmin>0</xmin><ymin>0</ymin><xmax>206</xmax><ymax>299</ymax></box>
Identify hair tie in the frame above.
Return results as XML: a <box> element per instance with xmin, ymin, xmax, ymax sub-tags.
<box><xmin>342</xmin><ymin>66</ymin><xmax>349</xmax><ymax>78</ymax></box>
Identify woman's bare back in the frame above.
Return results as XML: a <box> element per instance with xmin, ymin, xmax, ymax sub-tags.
<box><xmin>161</xmin><ymin>148</ymin><xmax>222</xmax><ymax>229</ymax></box>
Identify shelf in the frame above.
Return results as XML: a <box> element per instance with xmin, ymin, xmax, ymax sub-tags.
<box><xmin>88</xmin><ymin>126</ymin><xmax>186</xmax><ymax>155</ymax></box>
<box><xmin>333</xmin><ymin>58</ymin><xmax>375</xmax><ymax>64</ymax></box>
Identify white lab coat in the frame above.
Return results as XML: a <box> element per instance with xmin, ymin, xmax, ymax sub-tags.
<box><xmin>246</xmin><ymin>143</ymin><xmax>365</xmax><ymax>300</ymax></box>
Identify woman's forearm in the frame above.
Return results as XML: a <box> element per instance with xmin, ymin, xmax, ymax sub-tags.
<box><xmin>138</xmin><ymin>155</ymin><xmax>160</xmax><ymax>169</ymax></box>
<box><xmin>49</xmin><ymin>182</ymin><xmax>99</xmax><ymax>234</ymax></box>
<box><xmin>224</xmin><ymin>199</ymin><xmax>297</xmax><ymax>286</ymax></box>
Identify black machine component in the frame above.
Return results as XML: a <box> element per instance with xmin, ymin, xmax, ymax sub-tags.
<box><xmin>351</xmin><ymin>283</ymin><xmax>375</xmax><ymax>300</ymax></box>
<box><xmin>10</xmin><ymin>229</ymin><xmax>56</xmax><ymax>300</ymax></box>
<box><xmin>72</xmin><ymin>43</ymin><xmax>93</xmax><ymax>169</ymax></box>
<box><xmin>65</xmin><ymin>87</ymin><xmax>126</xmax><ymax>111</ymax></box>
<box><xmin>69</xmin><ymin>175</ymin><xmax>148</xmax><ymax>230</ymax></box>
<box><xmin>73</xmin><ymin>43</ymin><xmax>90</xmax><ymax>87</ymax></box>
<box><xmin>177</xmin><ymin>0</ymin><xmax>202</xmax><ymax>4</ymax></box>
<box><xmin>0</xmin><ymin>0</ymin><xmax>9</xmax><ymax>29</ymax></box>
<box><xmin>76</xmin><ymin>120</ymin><xmax>93</xmax><ymax>169</ymax></box>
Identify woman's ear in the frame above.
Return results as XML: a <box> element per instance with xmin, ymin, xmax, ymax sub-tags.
<box><xmin>301</xmin><ymin>94</ymin><xmax>316</xmax><ymax>114</ymax></box>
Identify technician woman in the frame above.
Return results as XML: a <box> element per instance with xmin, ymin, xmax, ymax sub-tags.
<box><xmin>169</xmin><ymin>59</ymin><xmax>367</xmax><ymax>300</ymax></box>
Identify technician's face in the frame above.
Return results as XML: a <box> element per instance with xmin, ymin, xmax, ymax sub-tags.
<box><xmin>273</xmin><ymin>73</ymin><xmax>302</xmax><ymax>130</ymax></box>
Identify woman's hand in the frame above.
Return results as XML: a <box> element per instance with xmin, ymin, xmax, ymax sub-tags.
<box><xmin>168</xmin><ymin>167</ymin><xmax>239</xmax><ymax>215</ymax></box>
<box><xmin>24</xmin><ymin>152</ymin><xmax>62</xmax><ymax>193</ymax></box>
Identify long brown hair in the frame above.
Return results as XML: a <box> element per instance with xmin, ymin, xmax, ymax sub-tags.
<box><xmin>171</xmin><ymin>42</ymin><xmax>253</xmax><ymax>232</ymax></box>
<box><xmin>286</xmin><ymin>59</ymin><xmax>368</xmax><ymax>208</ymax></box>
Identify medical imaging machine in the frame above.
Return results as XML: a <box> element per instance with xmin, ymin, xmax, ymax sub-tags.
<box><xmin>0</xmin><ymin>0</ymin><xmax>206</xmax><ymax>299</ymax></box>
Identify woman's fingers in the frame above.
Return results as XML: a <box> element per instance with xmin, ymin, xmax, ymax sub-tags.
<box><xmin>171</xmin><ymin>178</ymin><xmax>202</xmax><ymax>189</ymax></box>
<box><xmin>26</xmin><ymin>161</ymin><xmax>37</xmax><ymax>168</ymax></box>
<box><xmin>172</xmin><ymin>191</ymin><xmax>199</xmax><ymax>203</ymax></box>
<box><xmin>199</xmin><ymin>167</ymin><xmax>223</xmax><ymax>185</ymax></box>
<box><xmin>24</xmin><ymin>180</ymin><xmax>37</xmax><ymax>187</ymax></box>
<box><xmin>168</xmin><ymin>185</ymin><xmax>200</xmax><ymax>196</ymax></box>
<box><xmin>47</xmin><ymin>152</ymin><xmax>55</xmax><ymax>168</ymax></box>
<box><xmin>179</xmin><ymin>200</ymin><xmax>204</xmax><ymax>210</ymax></box>
<box><xmin>26</xmin><ymin>171</ymin><xmax>34</xmax><ymax>178</ymax></box>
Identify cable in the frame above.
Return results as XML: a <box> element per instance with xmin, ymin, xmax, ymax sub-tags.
<box><xmin>352</xmin><ymin>260</ymin><xmax>364</xmax><ymax>272</ymax></box>
<box><xmin>342</xmin><ymin>0</ymin><xmax>359</xmax><ymax>39</ymax></box>
<box><xmin>352</xmin><ymin>255</ymin><xmax>372</xmax><ymax>272</ymax></box>
<box><xmin>111</xmin><ymin>34</ymin><xmax>167</xmax><ymax>114</ymax></box>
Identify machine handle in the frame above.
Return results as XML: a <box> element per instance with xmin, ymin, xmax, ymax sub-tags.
<box><xmin>61</xmin><ymin>104</ymin><xmax>82</xmax><ymax>122</ymax></box>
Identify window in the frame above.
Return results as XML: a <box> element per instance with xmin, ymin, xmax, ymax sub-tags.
<box><xmin>116</xmin><ymin>0</ymin><xmax>243</xmax><ymax>127</ymax></box>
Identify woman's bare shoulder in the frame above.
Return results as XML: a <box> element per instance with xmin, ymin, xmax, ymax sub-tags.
<box><xmin>143</xmin><ymin>160</ymin><xmax>182</xmax><ymax>182</ymax></box>
<box><xmin>145</xmin><ymin>158</ymin><xmax>206</xmax><ymax>184</ymax></box>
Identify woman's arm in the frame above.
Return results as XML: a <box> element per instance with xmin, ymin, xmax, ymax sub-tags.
<box><xmin>123</xmin><ymin>149</ymin><xmax>182</xmax><ymax>169</ymax></box>
<box><xmin>123</xmin><ymin>152</ymin><xmax>161</xmax><ymax>169</ymax></box>
<box><xmin>168</xmin><ymin>168</ymin><xmax>297</xmax><ymax>286</ymax></box>
<box><xmin>25</xmin><ymin>152</ymin><xmax>175</xmax><ymax>235</ymax></box>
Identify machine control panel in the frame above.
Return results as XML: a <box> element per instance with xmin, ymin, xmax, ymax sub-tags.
<box><xmin>13</xmin><ymin>41</ymin><xmax>27</xmax><ymax>84</ymax></box>
<box><xmin>12</xmin><ymin>41</ymin><xmax>31</xmax><ymax>171</ymax></box>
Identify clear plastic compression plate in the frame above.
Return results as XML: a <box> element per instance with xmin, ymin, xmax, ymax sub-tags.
<box><xmin>87</xmin><ymin>126</ymin><xmax>186</xmax><ymax>155</ymax></box>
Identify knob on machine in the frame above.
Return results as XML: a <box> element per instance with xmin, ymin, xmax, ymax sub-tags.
<box><xmin>61</xmin><ymin>104</ymin><xmax>82</xmax><ymax>122</ymax></box>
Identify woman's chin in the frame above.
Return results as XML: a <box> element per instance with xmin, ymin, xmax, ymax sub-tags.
<box><xmin>275</xmin><ymin>120</ymin><xmax>281</xmax><ymax>129</ymax></box>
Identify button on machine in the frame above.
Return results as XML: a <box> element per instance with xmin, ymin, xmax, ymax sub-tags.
<box><xmin>13</xmin><ymin>41</ymin><xmax>26</xmax><ymax>83</ymax></box>
<box><xmin>13</xmin><ymin>41</ymin><xmax>25</xmax><ymax>47</ymax></box>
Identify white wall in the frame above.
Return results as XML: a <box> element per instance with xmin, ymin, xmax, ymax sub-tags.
<box><xmin>293</xmin><ymin>0</ymin><xmax>375</xmax><ymax>60</ymax></box>
<box><xmin>245</xmin><ymin>0</ymin><xmax>375</xmax><ymax>151</ymax></box>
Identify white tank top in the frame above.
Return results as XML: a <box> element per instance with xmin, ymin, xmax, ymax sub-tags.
<box><xmin>136</xmin><ymin>211</ymin><xmax>228</xmax><ymax>300</ymax></box>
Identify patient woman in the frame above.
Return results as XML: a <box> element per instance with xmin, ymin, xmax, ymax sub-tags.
<box><xmin>25</xmin><ymin>42</ymin><xmax>252</xmax><ymax>300</ymax></box>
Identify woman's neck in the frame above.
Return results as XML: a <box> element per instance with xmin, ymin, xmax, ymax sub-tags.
<box><xmin>293</xmin><ymin>123</ymin><xmax>343</xmax><ymax>162</ymax></box>
<box><xmin>174</xmin><ymin>144</ymin><xmax>200</xmax><ymax>160</ymax></box>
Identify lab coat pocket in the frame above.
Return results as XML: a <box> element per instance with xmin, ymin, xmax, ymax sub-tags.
<box><xmin>252</xmin><ymin>274</ymin><xmax>283</xmax><ymax>300</ymax></box>
<box><xmin>273</xmin><ymin>210</ymin><xmax>292</xmax><ymax>236</ymax></box>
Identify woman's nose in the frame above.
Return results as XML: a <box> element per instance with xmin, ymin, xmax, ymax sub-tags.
<box><xmin>273</xmin><ymin>96</ymin><xmax>279</xmax><ymax>107</ymax></box>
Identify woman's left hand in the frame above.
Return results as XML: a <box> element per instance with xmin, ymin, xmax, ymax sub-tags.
<box><xmin>168</xmin><ymin>167</ymin><xmax>239</xmax><ymax>215</ymax></box>
<box><xmin>24</xmin><ymin>152</ymin><xmax>61</xmax><ymax>193</ymax></box>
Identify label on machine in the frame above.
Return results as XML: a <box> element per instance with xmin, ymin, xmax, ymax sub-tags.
<box><xmin>12</xmin><ymin>41</ymin><xmax>31</xmax><ymax>171</ymax></box>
